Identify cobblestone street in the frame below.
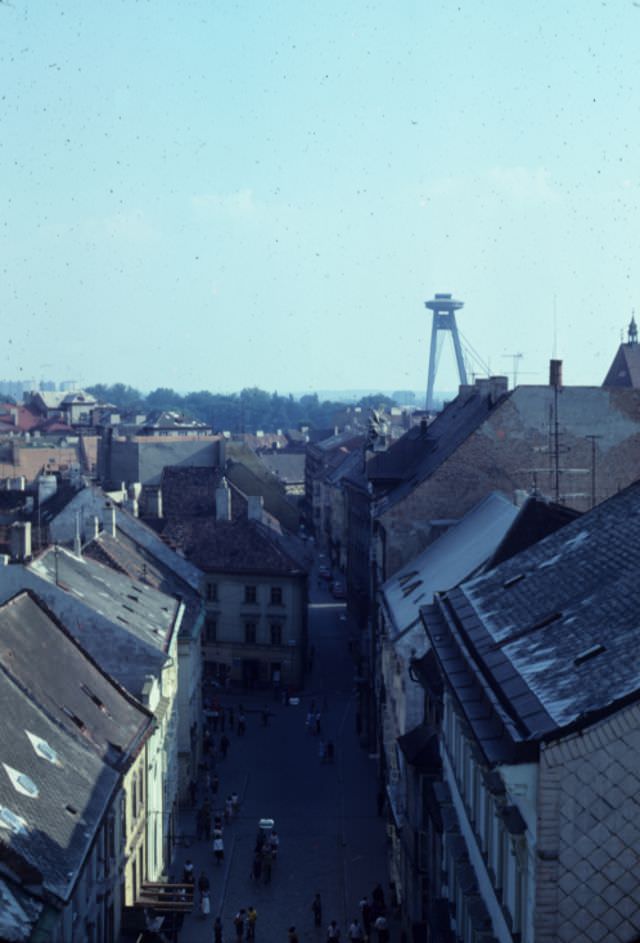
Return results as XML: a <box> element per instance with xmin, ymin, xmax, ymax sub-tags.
<box><xmin>171</xmin><ymin>578</ymin><xmax>393</xmax><ymax>943</ymax></box>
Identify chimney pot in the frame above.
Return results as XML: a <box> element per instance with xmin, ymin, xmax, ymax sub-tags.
<box><xmin>248</xmin><ymin>495</ymin><xmax>264</xmax><ymax>521</ymax></box>
<box><xmin>549</xmin><ymin>359</ymin><xmax>563</xmax><ymax>389</ymax></box>
<box><xmin>216</xmin><ymin>479</ymin><xmax>232</xmax><ymax>521</ymax></box>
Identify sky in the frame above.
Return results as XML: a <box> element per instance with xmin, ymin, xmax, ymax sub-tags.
<box><xmin>1</xmin><ymin>1</ymin><xmax>640</xmax><ymax>397</ymax></box>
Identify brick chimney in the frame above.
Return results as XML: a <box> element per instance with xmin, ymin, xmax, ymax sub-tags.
<box><xmin>216</xmin><ymin>479</ymin><xmax>232</xmax><ymax>521</ymax></box>
<box><xmin>104</xmin><ymin>503</ymin><xmax>116</xmax><ymax>537</ymax></box>
<box><xmin>146</xmin><ymin>487</ymin><xmax>163</xmax><ymax>519</ymax></box>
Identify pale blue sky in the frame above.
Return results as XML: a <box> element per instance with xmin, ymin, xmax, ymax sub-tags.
<box><xmin>2</xmin><ymin>1</ymin><xmax>639</xmax><ymax>395</ymax></box>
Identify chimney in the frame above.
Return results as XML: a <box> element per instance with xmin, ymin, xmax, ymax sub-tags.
<box><xmin>10</xmin><ymin>521</ymin><xmax>32</xmax><ymax>562</ymax></box>
<box><xmin>549</xmin><ymin>359</ymin><xmax>563</xmax><ymax>389</ymax></box>
<box><xmin>147</xmin><ymin>487</ymin><xmax>163</xmax><ymax>519</ymax></box>
<box><xmin>104</xmin><ymin>503</ymin><xmax>117</xmax><ymax>537</ymax></box>
<box><xmin>488</xmin><ymin>375</ymin><xmax>509</xmax><ymax>402</ymax></box>
<box><xmin>513</xmin><ymin>489</ymin><xmax>529</xmax><ymax>507</ymax></box>
<box><xmin>73</xmin><ymin>512</ymin><xmax>82</xmax><ymax>557</ymax></box>
<box><xmin>475</xmin><ymin>378</ymin><xmax>490</xmax><ymax>397</ymax></box>
<box><xmin>216</xmin><ymin>479</ymin><xmax>232</xmax><ymax>521</ymax></box>
<box><xmin>92</xmin><ymin>516</ymin><xmax>100</xmax><ymax>540</ymax></box>
<box><xmin>247</xmin><ymin>495</ymin><xmax>264</xmax><ymax>522</ymax></box>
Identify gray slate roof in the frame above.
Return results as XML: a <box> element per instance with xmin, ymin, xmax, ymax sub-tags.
<box><xmin>0</xmin><ymin>550</ymin><xmax>180</xmax><ymax>701</ymax></box>
<box><xmin>424</xmin><ymin>479</ymin><xmax>640</xmax><ymax>760</ymax></box>
<box><xmin>0</xmin><ymin>661</ymin><xmax>117</xmax><ymax>902</ymax></box>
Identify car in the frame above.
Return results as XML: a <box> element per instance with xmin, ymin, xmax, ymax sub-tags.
<box><xmin>331</xmin><ymin>581</ymin><xmax>346</xmax><ymax>599</ymax></box>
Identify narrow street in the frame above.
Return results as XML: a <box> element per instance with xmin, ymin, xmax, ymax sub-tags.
<box><xmin>171</xmin><ymin>565</ymin><xmax>392</xmax><ymax>942</ymax></box>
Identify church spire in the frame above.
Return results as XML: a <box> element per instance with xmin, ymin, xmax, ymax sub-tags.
<box><xmin>628</xmin><ymin>311</ymin><xmax>637</xmax><ymax>346</ymax></box>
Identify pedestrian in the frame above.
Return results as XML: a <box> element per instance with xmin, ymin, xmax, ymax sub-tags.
<box><xmin>251</xmin><ymin>850</ymin><xmax>263</xmax><ymax>881</ymax></box>
<box><xmin>372</xmin><ymin>883</ymin><xmax>385</xmax><ymax>914</ymax></box>
<box><xmin>262</xmin><ymin>847</ymin><xmax>272</xmax><ymax>883</ymax></box>
<box><xmin>314</xmin><ymin>712</ymin><xmax>322</xmax><ymax>735</ymax></box>
<box><xmin>238</xmin><ymin>712</ymin><xmax>246</xmax><ymax>736</ymax></box>
<box><xmin>262</xmin><ymin>706</ymin><xmax>269</xmax><ymax>726</ymax></box>
<box><xmin>234</xmin><ymin>909</ymin><xmax>245</xmax><ymax>941</ymax></box>
<box><xmin>326</xmin><ymin>740</ymin><xmax>335</xmax><ymax>763</ymax></box>
<box><xmin>306</xmin><ymin>709</ymin><xmax>314</xmax><ymax>731</ymax></box>
<box><xmin>203</xmin><ymin>728</ymin><xmax>212</xmax><ymax>755</ymax></box>
<box><xmin>200</xmin><ymin>891</ymin><xmax>211</xmax><ymax>919</ymax></box>
<box><xmin>212</xmin><ymin>773</ymin><xmax>220</xmax><ymax>796</ymax></box>
<box><xmin>198</xmin><ymin>871</ymin><xmax>210</xmax><ymax>900</ymax></box>
<box><xmin>213</xmin><ymin>829</ymin><xmax>225</xmax><ymax>864</ymax></box>
<box><xmin>311</xmin><ymin>893</ymin><xmax>322</xmax><ymax>928</ymax></box>
<box><xmin>327</xmin><ymin>919</ymin><xmax>341</xmax><ymax>941</ymax></box>
<box><xmin>220</xmin><ymin>734</ymin><xmax>230</xmax><ymax>759</ymax></box>
<box><xmin>212</xmin><ymin>707</ymin><xmax>220</xmax><ymax>732</ymax></box>
<box><xmin>214</xmin><ymin>916</ymin><xmax>223</xmax><ymax>943</ymax></box>
<box><xmin>225</xmin><ymin>795</ymin><xmax>233</xmax><ymax>823</ymax></box>
<box><xmin>270</xmin><ymin>829</ymin><xmax>279</xmax><ymax>861</ymax></box>
<box><xmin>359</xmin><ymin>897</ymin><xmax>372</xmax><ymax>938</ymax></box>
<box><xmin>231</xmin><ymin>791</ymin><xmax>240</xmax><ymax>817</ymax></box>
<box><xmin>288</xmin><ymin>927</ymin><xmax>299</xmax><ymax>943</ymax></box>
<box><xmin>348</xmin><ymin>918</ymin><xmax>363</xmax><ymax>942</ymax></box>
<box><xmin>189</xmin><ymin>778</ymin><xmax>197</xmax><ymax>806</ymax></box>
<box><xmin>246</xmin><ymin>905</ymin><xmax>257</xmax><ymax>940</ymax></box>
<box><xmin>374</xmin><ymin>915</ymin><xmax>389</xmax><ymax>943</ymax></box>
<box><xmin>182</xmin><ymin>859</ymin><xmax>195</xmax><ymax>885</ymax></box>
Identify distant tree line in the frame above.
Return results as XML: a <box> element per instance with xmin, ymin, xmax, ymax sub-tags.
<box><xmin>85</xmin><ymin>384</ymin><xmax>397</xmax><ymax>434</ymax></box>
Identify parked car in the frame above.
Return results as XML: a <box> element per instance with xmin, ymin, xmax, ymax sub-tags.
<box><xmin>331</xmin><ymin>580</ymin><xmax>346</xmax><ymax>599</ymax></box>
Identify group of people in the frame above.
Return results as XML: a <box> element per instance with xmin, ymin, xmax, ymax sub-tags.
<box><xmin>250</xmin><ymin>826</ymin><xmax>280</xmax><ymax>884</ymax></box>
<box><xmin>307</xmin><ymin>883</ymin><xmax>392</xmax><ymax>943</ymax></box>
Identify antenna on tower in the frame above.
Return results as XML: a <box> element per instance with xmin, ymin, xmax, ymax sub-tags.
<box><xmin>552</xmin><ymin>294</ymin><xmax>558</xmax><ymax>359</ymax></box>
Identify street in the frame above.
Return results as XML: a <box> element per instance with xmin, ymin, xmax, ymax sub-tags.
<box><xmin>171</xmin><ymin>572</ymin><xmax>391</xmax><ymax>942</ymax></box>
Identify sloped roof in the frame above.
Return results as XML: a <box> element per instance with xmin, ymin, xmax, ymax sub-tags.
<box><xmin>602</xmin><ymin>343</ymin><xmax>640</xmax><ymax>388</ymax></box>
<box><xmin>371</xmin><ymin>389</ymin><xmax>502</xmax><ymax>511</ymax></box>
<box><xmin>381</xmin><ymin>492</ymin><xmax>520</xmax><ymax>639</ymax></box>
<box><xmin>159</xmin><ymin>515</ymin><xmax>306</xmax><ymax>576</ymax></box>
<box><xmin>0</xmin><ymin>592</ymin><xmax>152</xmax><ymax>766</ymax></box>
<box><xmin>84</xmin><ymin>529</ymin><xmax>202</xmax><ymax>641</ymax></box>
<box><xmin>424</xmin><ymin>478</ymin><xmax>640</xmax><ymax>761</ymax></box>
<box><xmin>257</xmin><ymin>451</ymin><xmax>305</xmax><ymax>484</ymax></box>
<box><xmin>0</xmin><ymin>660</ymin><xmax>117</xmax><ymax>902</ymax></box>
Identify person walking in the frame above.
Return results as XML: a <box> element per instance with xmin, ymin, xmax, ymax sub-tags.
<box><xmin>262</xmin><ymin>846</ymin><xmax>272</xmax><ymax>884</ymax></box>
<box><xmin>374</xmin><ymin>915</ymin><xmax>389</xmax><ymax>943</ymax></box>
<box><xmin>200</xmin><ymin>891</ymin><xmax>211</xmax><ymax>919</ymax></box>
<box><xmin>212</xmin><ymin>773</ymin><xmax>220</xmax><ymax>796</ymax></box>
<box><xmin>220</xmin><ymin>734</ymin><xmax>230</xmax><ymax>759</ymax></box>
<box><xmin>311</xmin><ymin>892</ymin><xmax>322</xmax><ymax>928</ymax></box>
<box><xmin>238</xmin><ymin>712</ymin><xmax>246</xmax><ymax>736</ymax></box>
<box><xmin>372</xmin><ymin>883</ymin><xmax>385</xmax><ymax>916</ymax></box>
<box><xmin>250</xmin><ymin>849</ymin><xmax>263</xmax><ymax>882</ymax></box>
<box><xmin>214</xmin><ymin>916</ymin><xmax>223</xmax><ymax>943</ymax></box>
<box><xmin>182</xmin><ymin>859</ymin><xmax>195</xmax><ymax>885</ymax></box>
<box><xmin>246</xmin><ymin>905</ymin><xmax>257</xmax><ymax>940</ymax></box>
<box><xmin>213</xmin><ymin>829</ymin><xmax>225</xmax><ymax>865</ymax></box>
<box><xmin>234</xmin><ymin>909</ymin><xmax>246</xmax><ymax>941</ymax></box>
<box><xmin>327</xmin><ymin>919</ymin><xmax>341</xmax><ymax>941</ymax></box>
<box><xmin>348</xmin><ymin>919</ymin><xmax>363</xmax><ymax>942</ymax></box>
<box><xmin>198</xmin><ymin>871</ymin><xmax>210</xmax><ymax>901</ymax></box>
<box><xmin>231</xmin><ymin>791</ymin><xmax>240</xmax><ymax>817</ymax></box>
<box><xmin>225</xmin><ymin>795</ymin><xmax>233</xmax><ymax>823</ymax></box>
<box><xmin>288</xmin><ymin>927</ymin><xmax>299</xmax><ymax>943</ymax></box>
<box><xmin>359</xmin><ymin>897</ymin><xmax>372</xmax><ymax>938</ymax></box>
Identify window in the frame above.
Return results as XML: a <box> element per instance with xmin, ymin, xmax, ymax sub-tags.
<box><xmin>270</xmin><ymin>623</ymin><xmax>282</xmax><ymax>645</ymax></box>
<box><xmin>205</xmin><ymin>617</ymin><xmax>217</xmax><ymax>642</ymax></box>
<box><xmin>270</xmin><ymin>586</ymin><xmax>283</xmax><ymax>605</ymax></box>
<box><xmin>206</xmin><ymin>582</ymin><xmax>218</xmax><ymax>602</ymax></box>
<box><xmin>245</xmin><ymin>622</ymin><xmax>257</xmax><ymax>644</ymax></box>
<box><xmin>244</xmin><ymin>585</ymin><xmax>257</xmax><ymax>603</ymax></box>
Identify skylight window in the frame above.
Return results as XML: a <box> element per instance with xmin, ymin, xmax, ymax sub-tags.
<box><xmin>26</xmin><ymin>731</ymin><xmax>61</xmax><ymax>766</ymax></box>
<box><xmin>0</xmin><ymin>806</ymin><xmax>28</xmax><ymax>835</ymax></box>
<box><xmin>3</xmin><ymin>765</ymin><xmax>39</xmax><ymax>798</ymax></box>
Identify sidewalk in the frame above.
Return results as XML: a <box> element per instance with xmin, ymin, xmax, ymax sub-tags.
<box><xmin>170</xmin><ymin>571</ymin><xmax>396</xmax><ymax>942</ymax></box>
